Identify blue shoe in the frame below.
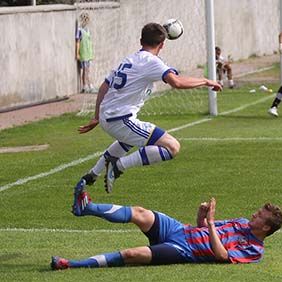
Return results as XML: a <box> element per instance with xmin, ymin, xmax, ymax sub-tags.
<box><xmin>104</xmin><ymin>155</ymin><xmax>123</xmax><ymax>193</ymax></box>
<box><xmin>75</xmin><ymin>178</ymin><xmax>86</xmax><ymax>195</ymax></box>
<box><xmin>74</xmin><ymin>173</ymin><xmax>97</xmax><ymax>195</ymax></box>
<box><xmin>73</xmin><ymin>178</ymin><xmax>86</xmax><ymax>212</ymax></box>
<box><xmin>51</xmin><ymin>256</ymin><xmax>70</xmax><ymax>270</ymax></box>
<box><xmin>72</xmin><ymin>191</ymin><xmax>91</xmax><ymax>216</ymax></box>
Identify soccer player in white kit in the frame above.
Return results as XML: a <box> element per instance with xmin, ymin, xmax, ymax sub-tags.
<box><xmin>75</xmin><ymin>23</ymin><xmax>222</xmax><ymax>194</ymax></box>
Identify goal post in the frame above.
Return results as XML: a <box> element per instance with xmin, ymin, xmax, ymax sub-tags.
<box><xmin>205</xmin><ymin>0</ymin><xmax>218</xmax><ymax>116</ymax></box>
<box><xmin>280</xmin><ymin>0</ymin><xmax>282</xmax><ymax>84</ymax></box>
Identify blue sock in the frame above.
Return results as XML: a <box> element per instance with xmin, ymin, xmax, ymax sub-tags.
<box><xmin>83</xmin><ymin>203</ymin><xmax>132</xmax><ymax>223</ymax></box>
<box><xmin>69</xmin><ymin>251</ymin><xmax>124</xmax><ymax>268</ymax></box>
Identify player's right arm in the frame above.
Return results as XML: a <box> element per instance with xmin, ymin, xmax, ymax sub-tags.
<box><xmin>78</xmin><ymin>81</ymin><xmax>109</xmax><ymax>134</ymax></box>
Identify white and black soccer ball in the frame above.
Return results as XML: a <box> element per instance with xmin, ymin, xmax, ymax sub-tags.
<box><xmin>163</xmin><ymin>19</ymin><xmax>184</xmax><ymax>40</ymax></box>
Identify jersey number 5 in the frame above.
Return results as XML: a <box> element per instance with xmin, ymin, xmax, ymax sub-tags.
<box><xmin>113</xmin><ymin>63</ymin><xmax>132</xmax><ymax>89</ymax></box>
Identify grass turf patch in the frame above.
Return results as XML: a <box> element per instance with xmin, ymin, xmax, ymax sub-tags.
<box><xmin>0</xmin><ymin>81</ymin><xmax>282</xmax><ymax>281</ymax></box>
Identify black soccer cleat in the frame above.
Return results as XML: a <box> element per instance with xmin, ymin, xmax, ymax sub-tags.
<box><xmin>104</xmin><ymin>155</ymin><xmax>123</xmax><ymax>193</ymax></box>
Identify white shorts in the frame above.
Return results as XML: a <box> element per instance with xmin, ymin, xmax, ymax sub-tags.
<box><xmin>100</xmin><ymin>114</ymin><xmax>166</xmax><ymax>147</ymax></box>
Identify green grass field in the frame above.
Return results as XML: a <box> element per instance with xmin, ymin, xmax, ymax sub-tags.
<box><xmin>1</xmin><ymin>76</ymin><xmax>282</xmax><ymax>281</ymax></box>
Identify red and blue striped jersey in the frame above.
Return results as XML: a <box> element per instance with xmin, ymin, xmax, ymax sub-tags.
<box><xmin>184</xmin><ymin>218</ymin><xmax>264</xmax><ymax>263</ymax></box>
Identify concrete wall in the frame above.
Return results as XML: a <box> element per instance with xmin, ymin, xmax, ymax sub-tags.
<box><xmin>0</xmin><ymin>0</ymin><xmax>280</xmax><ymax>110</ymax></box>
<box><xmin>0</xmin><ymin>5</ymin><xmax>77</xmax><ymax>108</ymax></box>
<box><xmin>118</xmin><ymin>0</ymin><xmax>207</xmax><ymax>73</ymax></box>
<box><xmin>87</xmin><ymin>0</ymin><xmax>207</xmax><ymax>92</ymax></box>
<box><xmin>215</xmin><ymin>0</ymin><xmax>280</xmax><ymax>60</ymax></box>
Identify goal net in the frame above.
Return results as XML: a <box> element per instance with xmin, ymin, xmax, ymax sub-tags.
<box><xmin>75</xmin><ymin>0</ymin><xmax>209</xmax><ymax>117</ymax></box>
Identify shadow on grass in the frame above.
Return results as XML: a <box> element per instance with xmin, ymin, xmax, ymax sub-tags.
<box><xmin>0</xmin><ymin>253</ymin><xmax>24</xmax><ymax>262</ymax></box>
<box><xmin>37</xmin><ymin>261</ymin><xmax>228</xmax><ymax>273</ymax></box>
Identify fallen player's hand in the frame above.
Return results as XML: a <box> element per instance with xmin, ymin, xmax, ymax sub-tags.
<box><xmin>207</xmin><ymin>197</ymin><xmax>216</xmax><ymax>225</ymax></box>
<box><xmin>197</xmin><ymin>201</ymin><xmax>210</xmax><ymax>227</ymax></box>
<box><xmin>199</xmin><ymin>202</ymin><xmax>209</xmax><ymax>212</ymax></box>
<box><xmin>197</xmin><ymin>202</ymin><xmax>209</xmax><ymax>219</ymax></box>
<box><xmin>78</xmin><ymin>118</ymin><xmax>99</xmax><ymax>134</ymax></box>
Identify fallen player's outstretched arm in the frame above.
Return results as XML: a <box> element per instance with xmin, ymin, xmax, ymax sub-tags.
<box><xmin>206</xmin><ymin>198</ymin><xmax>229</xmax><ymax>262</ymax></box>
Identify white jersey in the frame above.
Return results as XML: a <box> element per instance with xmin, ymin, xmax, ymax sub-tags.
<box><xmin>216</xmin><ymin>54</ymin><xmax>225</xmax><ymax>65</ymax></box>
<box><xmin>100</xmin><ymin>50</ymin><xmax>177</xmax><ymax>120</ymax></box>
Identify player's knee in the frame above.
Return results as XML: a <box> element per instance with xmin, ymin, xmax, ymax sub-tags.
<box><xmin>156</xmin><ymin>133</ymin><xmax>180</xmax><ymax>157</ymax></box>
<box><xmin>121</xmin><ymin>248</ymin><xmax>139</xmax><ymax>260</ymax></box>
<box><xmin>131</xmin><ymin>206</ymin><xmax>154</xmax><ymax>226</ymax></box>
<box><xmin>132</xmin><ymin>206</ymin><xmax>148</xmax><ymax>219</ymax></box>
<box><xmin>225</xmin><ymin>64</ymin><xmax>231</xmax><ymax>71</ymax></box>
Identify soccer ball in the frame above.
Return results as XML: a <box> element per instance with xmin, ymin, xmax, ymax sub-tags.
<box><xmin>163</xmin><ymin>19</ymin><xmax>184</xmax><ymax>40</ymax></box>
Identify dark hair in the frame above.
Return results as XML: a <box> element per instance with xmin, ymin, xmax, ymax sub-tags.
<box><xmin>141</xmin><ymin>23</ymin><xmax>167</xmax><ymax>47</ymax></box>
<box><xmin>264</xmin><ymin>203</ymin><xmax>282</xmax><ymax>236</ymax></box>
<box><xmin>215</xmin><ymin>46</ymin><xmax>221</xmax><ymax>52</ymax></box>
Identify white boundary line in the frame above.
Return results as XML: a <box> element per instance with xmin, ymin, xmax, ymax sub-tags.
<box><xmin>0</xmin><ymin>227</ymin><xmax>137</xmax><ymax>234</ymax></box>
<box><xmin>0</xmin><ymin>152</ymin><xmax>103</xmax><ymax>192</ymax></box>
<box><xmin>0</xmin><ymin>227</ymin><xmax>280</xmax><ymax>234</ymax></box>
<box><xmin>168</xmin><ymin>117</ymin><xmax>212</xmax><ymax>133</ymax></box>
<box><xmin>0</xmin><ymin>144</ymin><xmax>49</xmax><ymax>153</ymax></box>
<box><xmin>179</xmin><ymin>137</ymin><xmax>282</xmax><ymax>142</ymax></box>
<box><xmin>168</xmin><ymin>95</ymin><xmax>275</xmax><ymax>133</ymax></box>
<box><xmin>234</xmin><ymin>66</ymin><xmax>274</xmax><ymax>78</ymax></box>
<box><xmin>0</xmin><ymin>94</ymin><xmax>275</xmax><ymax>193</ymax></box>
<box><xmin>219</xmin><ymin>94</ymin><xmax>275</xmax><ymax>116</ymax></box>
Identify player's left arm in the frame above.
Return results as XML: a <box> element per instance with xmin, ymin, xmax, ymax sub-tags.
<box><xmin>164</xmin><ymin>72</ymin><xmax>222</xmax><ymax>91</ymax></box>
<box><xmin>207</xmin><ymin>198</ymin><xmax>229</xmax><ymax>262</ymax></box>
<box><xmin>78</xmin><ymin>81</ymin><xmax>109</xmax><ymax>134</ymax></box>
<box><xmin>75</xmin><ymin>40</ymin><xmax>80</xmax><ymax>60</ymax></box>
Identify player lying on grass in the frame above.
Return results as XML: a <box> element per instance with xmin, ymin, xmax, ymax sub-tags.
<box><xmin>51</xmin><ymin>190</ymin><xmax>282</xmax><ymax>270</ymax></box>
<box><xmin>75</xmin><ymin>22</ymin><xmax>222</xmax><ymax>194</ymax></box>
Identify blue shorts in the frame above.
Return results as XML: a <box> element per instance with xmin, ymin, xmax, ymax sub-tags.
<box><xmin>143</xmin><ymin>212</ymin><xmax>194</xmax><ymax>265</ymax></box>
<box><xmin>80</xmin><ymin>61</ymin><xmax>91</xmax><ymax>68</ymax></box>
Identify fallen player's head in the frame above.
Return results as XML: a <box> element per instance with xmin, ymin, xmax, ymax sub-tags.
<box><xmin>249</xmin><ymin>203</ymin><xmax>282</xmax><ymax>237</ymax></box>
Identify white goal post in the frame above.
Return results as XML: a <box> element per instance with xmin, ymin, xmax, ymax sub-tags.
<box><xmin>280</xmin><ymin>0</ymin><xmax>282</xmax><ymax>84</ymax></box>
<box><xmin>205</xmin><ymin>0</ymin><xmax>218</xmax><ymax>116</ymax></box>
